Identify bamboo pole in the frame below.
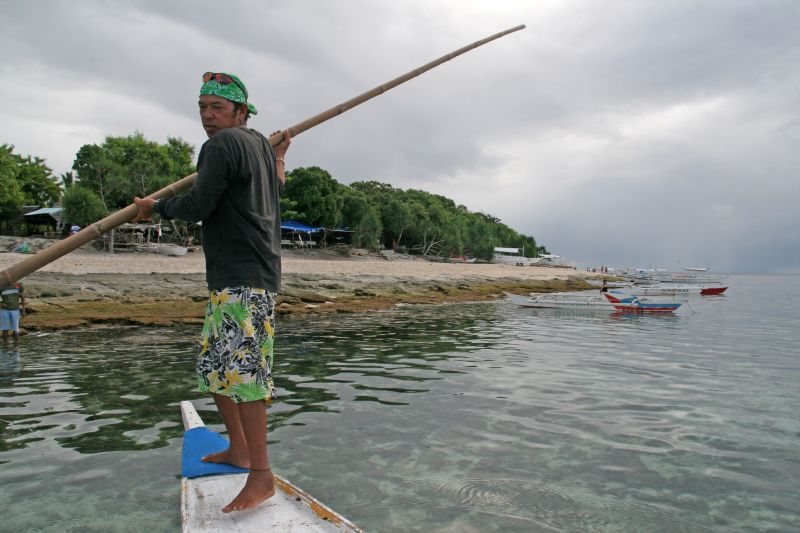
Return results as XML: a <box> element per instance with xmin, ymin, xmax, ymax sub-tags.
<box><xmin>1</xmin><ymin>24</ymin><xmax>525</xmax><ymax>287</ymax></box>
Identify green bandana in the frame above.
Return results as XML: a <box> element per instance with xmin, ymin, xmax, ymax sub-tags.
<box><xmin>200</xmin><ymin>72</ymin><xmax>258</xmax><ymax>115</ymax></box>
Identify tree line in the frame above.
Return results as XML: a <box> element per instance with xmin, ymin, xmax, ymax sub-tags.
<box><xmin>0</xmin><ymin>134</ymin><xmax>544</xmax><ymax>260</ymax></box>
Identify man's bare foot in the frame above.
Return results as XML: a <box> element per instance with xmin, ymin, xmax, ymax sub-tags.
<box><xmin>222</xmin><ymin>469</ymin><xmax>276</xmax><ymax>513</ymax></box>
<box><xmin>202</xmin><ymin>448</ymin><xmax>250</xmax><ymax>469</ymax></box>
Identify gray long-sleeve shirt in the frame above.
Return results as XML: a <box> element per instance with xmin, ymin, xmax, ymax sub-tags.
<box><xmin>155</xmin><ymin>126</ymin><xmax>282</xmax><ymax>292</ymax></box>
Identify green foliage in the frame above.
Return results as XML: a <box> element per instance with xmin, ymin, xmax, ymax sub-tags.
<box><xmin>1</xmin><ymin>132</ymin><xmax>541</xmax><ymax>259</ymax></box>
<box><xmin>0</xmin><ymin>145</ymin><xmax>24</xmax><ymax>217</ymax></box>
<box><xmin>358</xmin><ymin>207</ymin><xmax>383</xmax><ymax>251</ymax></box>
<box><xmin>380</xmin><ymin>198</ymin><xmax>412</xmax><ymax>249</ymax></box>
<box><xmin>61</xmin><ymin>186</ymin><xmax>108</xmax><ymax>227</ymax></box>
<box><xmin>340</xmin><ymin>189</ymin><xmax>381</xmax><ymax>250</ymax></box>
<box><xmin>16</xmin><ymin>155</ymin><xmax>60</xmax><ymax>206</ymax></box>
<box><xmin>0</xmin><ymin>144</ymin><xmax>60</xmax><ymax>217</ymax></box>
<box><xmin>279</xmin><ymin>193</ymin><xmax>301</xmax><ymax>222</ymax></box>
<box><xmin>340</xmin><ymin>189</ymin><xmax>371</xmax><ymax>228</ymax></box>
<box><xmin>59</xmin><ymin>171</ymin><xmax>77</xmax><ymax>190</ymax></box>
<box><xmin>283</xmin><ymin>167</ymin><xmax>344</xmax><ymax>227</ymax></box>
<box><xmin>280</xmin><ymin>170</ymin><xmax>542</xmax><ymax>259</ymax></box>
<box><xmin>72</xmin><ymin>132</ymin><xmax>195</xmax><ymax>210</ymax></box>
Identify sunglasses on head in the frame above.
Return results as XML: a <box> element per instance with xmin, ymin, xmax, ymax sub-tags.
<box><xmin>202</xmin><ymin>72</ymin><xmax>247</xmax><ymax>99</ymax></box>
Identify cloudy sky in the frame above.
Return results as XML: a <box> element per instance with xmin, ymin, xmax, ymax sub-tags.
<box><xmin>2</xmin><ymin>0</ymin><xmax>798</xmax><ymax>273</ymax></box>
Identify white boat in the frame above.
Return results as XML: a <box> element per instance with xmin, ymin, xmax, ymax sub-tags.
<box><xmin>652</xmin><ymin>273</ymin><xmax>727</xmax><ymax>284</ymax></box>
<box><xmin>180</xmin><ymin>401</ymin><xmax>362</xmax><ymax>532</ymax></box>
<box><xmin>506</xmin><ymin>292</ymin><xmax>615</xmax><ymax>310</ymax></box>
<box><xmin>507</xmin><ymin>290</ymin><xmax>683</xmax><ymax>313</ymax></box>
<box><xmin>602</xmin><ymin>292</ymin><xmax>682</xmax><ymax>312</ymax></box>
<box><xmin>137</xmin><ymin>242</ymin><xmax>188</xmax><ymax>256</ymax></box>
<box><xmin>492</xmin><ymin>247</ymin><xmax>541</xmax><ymax>266</ymax></box>
<box><xmin>620</xmin><ymin>268</ymin><xmax>726</xmax><ymax>285</ymax></box>
<box><xmin>617</xmin><ymin>284</ymin><xmax>728</xmax><ymax>296</ymax></box>
<box><xmin>535</xmin><ymin>253</ymin><xmax>574</xmax><ymax>268</ymax></box>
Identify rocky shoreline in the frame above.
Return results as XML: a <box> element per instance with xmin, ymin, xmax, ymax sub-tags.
<box><xmin>1</xmin><ymin>246</ymin><xmax>603</xmax><ymax>332</ymax></box>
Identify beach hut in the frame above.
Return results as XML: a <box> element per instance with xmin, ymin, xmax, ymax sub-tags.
<box><xmin>23</xmin><ymin>207</ymin><xmax>64</xmax><ymax>237</ymax></box>
<box><xmin>280</xmin><ymin>220</ymin><xmax>324</xmax><ymax>248</ymax></box>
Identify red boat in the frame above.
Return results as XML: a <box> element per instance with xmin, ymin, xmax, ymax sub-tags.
<box><xmin>700</xmin><ymin>286</ymin><xmax>727</xmax><ymax>295</ymax></box>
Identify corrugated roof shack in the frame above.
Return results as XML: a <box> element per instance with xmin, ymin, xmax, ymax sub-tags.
<box><xmin>279</xmin><ymin>220</ymin><xmax>354</xmax><ymax>250</ymax></box>
<box><xmin>23</xmin><ymin>207</ymin><xmax>64</xmax><ymax>237</ymax></box>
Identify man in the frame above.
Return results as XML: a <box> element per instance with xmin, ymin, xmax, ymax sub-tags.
<box><xmin>1</xmin><ymin>280</ymin><xmax>25</xmax><ymax>345</ymax></box>
<box><xmin>134</xmin><ymin>71</ymin><xmax>291</xmax><ymax>513</ymax></box>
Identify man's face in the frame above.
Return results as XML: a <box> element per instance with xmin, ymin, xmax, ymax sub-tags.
<box><xmin>198</xmin><ymin>95</ymin><xmax>245</xmax><ymax>137</ymax></box>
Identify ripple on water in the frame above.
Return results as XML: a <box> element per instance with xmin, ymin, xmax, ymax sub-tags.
<box><xmin>397</xmin><ymin>477</ymin><xmax>716</xmax><ymax>532</ymax></box>
<box><xmin>1</xmin><ymin>276</ymin><xmax>799</xmax><ymax>533</ymax></box>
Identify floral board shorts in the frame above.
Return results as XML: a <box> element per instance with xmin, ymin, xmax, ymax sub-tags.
<box><xmin>197</xmin><ymin>287</ymin><xmax>277</xmax><ymax>404</ymax></box>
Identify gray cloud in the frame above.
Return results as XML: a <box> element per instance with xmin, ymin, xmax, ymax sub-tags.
<box><xmin>2</xmin><ymin>0</ymin><xmax>798</xmax><ymax>272</ymax></box>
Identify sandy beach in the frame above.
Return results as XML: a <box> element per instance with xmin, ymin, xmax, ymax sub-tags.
<box><xmin>1</xmin><ymin>246</ymin><xmax>603</xmax><ymax>331</ymax></box>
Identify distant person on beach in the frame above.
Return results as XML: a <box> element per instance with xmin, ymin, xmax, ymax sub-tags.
<box><xmin>1</xmin><ymin>280</ymin><xmax>25</xmax><ymax>345</ymax></box>
<box><xmin>600</xmin><ymin>280</ymin><xmax>609</xmax><ymax>293</ymax></box>
<box><xmin>133</xmin><ymin>71</ymin><xmax>291</xmax><ymax>514</ymax></box>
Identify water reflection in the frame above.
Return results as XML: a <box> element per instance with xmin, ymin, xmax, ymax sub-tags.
<box><xmin>0</xmin><ymin>303</ymin><xmax>505</xmax><ymax>459</ymax></box>
<box><xmin>0</xmin><ymin>348</ymin><xmax>21</xmax><ymax>380</ymax></box>
<box><xmin>271</xmin><ymin>303</ymin><xmax>501</xmax><ymax>427</ymax></box>
<box><xmin>1</xmin><ymin>280</ymin><xmax>798</xmax><ymax>532</ymax></box>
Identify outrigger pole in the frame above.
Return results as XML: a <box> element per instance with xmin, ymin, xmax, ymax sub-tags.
<box><xmin>0</xmin><ymin>25</ymin><xmax>525</xmax><ymax>286</ymax></box>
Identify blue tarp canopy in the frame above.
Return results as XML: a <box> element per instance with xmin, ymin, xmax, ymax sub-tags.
<box><xmin>281</xmin><ymin>220</ymin><xmax>323</xmax><ymax>233</ymax></box>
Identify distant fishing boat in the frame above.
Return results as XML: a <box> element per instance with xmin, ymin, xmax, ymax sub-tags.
<box><xmin>492</xmin><ymin>247</ymin><xmax>541</xmax><ymax>266</ymax></box>
<box><xmin>619</xmin><ymin>284</ymin><xmax>728</xmax><ymax>296</ymax></box>
<box><xmin>535</xmin><ymin>253</ymin><xmax>575</xmax><ymax>268</ymax></box>
<box><xmin>507</xmin><ymin>290</ymin><xmax>681</xmax><ymax>311</ymax></box>
<box><xmin>136</xmin><ymin>242</ymin><xmax>188</xmax><ymax>256</ymax></box>
<box><xmin>180</xmin><ymin>401</ymin><xmax>362</xmax><ymax>532</ymax></box>
<box><xmin>602</xmin><ymin>292</ymin><xmax>682</xmax><ymax>312</ymax></box>
<box><xmin>651</xmin><ymin>273</ymin><xmax>726</xmax><ymax>284</ymax></box>
<box><xmin>621</xmin><ymin>267</ymin><xmax>726</xmax><ymax>285</ymax></box>
<box><xmin>506</xmin><ymin>292</ymin><xmax>615</xmax><ymax>310</ymax></box>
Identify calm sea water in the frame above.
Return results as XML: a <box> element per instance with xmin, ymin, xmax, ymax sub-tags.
<box><xmin>1</xmin><ymin>274</ymin><xmax>798</xmax><ymax>532</ymax></box>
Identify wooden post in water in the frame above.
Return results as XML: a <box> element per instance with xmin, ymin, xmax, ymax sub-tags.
<box><xmin>0</xmin><ymin>25</ymin><xmax>525</xmax><ymax>287</ymax></box>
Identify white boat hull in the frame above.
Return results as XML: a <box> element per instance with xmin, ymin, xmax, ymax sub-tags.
<box><xmin>180</xmin><ymin>401</ymin><xmax>362</xmax><ymax>532</ymax></box>
<box><xmin>507</xmin><ymin>290</ymin><xmax>683</xmax><ymax>312</ymax></box>
<box><xmin>506</xmin><ymin>292</ymin><xmax>613</xmax><ymax>310</ymax></box>
<box><xmin>620</xmin><ymin>284</ymin><xmax>728</xmax><ymax>296</ymax></box>
<box><xmin>137</xmin><ymin>243</ymin><xmax>188</xmax><ymax>256</ymax></box>
<box><xmin>492</xmin><ymin>256</ymin><xmax>541</xmax><ymax>266</ymax></box>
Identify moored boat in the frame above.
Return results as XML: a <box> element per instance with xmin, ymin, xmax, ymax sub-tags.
<box><xmin>507</xmin><ymin>292</ymin><xmax>614</xmax><ymax>310</ymax></box>
<box><xmin>618</xmin><ymin>284</ymin><xmax>728</xmax><ymax>297</ymax></box>
<box><xmin>180</xmin><ymin>401</ymin><xmax>362</xmax><ymax>532</ymax></box>
<box><xmin>602</xmin><ymin>293</ymin><xmax>682</xmax><ymax>312</ymax></box>
<box><xmin>507</xmin><ymin>290</ymin><xmax>682</xmax><ymax>313</ymax></box>
<box><xmin>535</xmin><ymin>253</ymin><xmax>575</xmax><ymax>268</ymax></box>
<box><xmin>619</xmin><ymin>268</ymin><xmax>726</xmax><ymax>285</ymax></box>
<box><xmin>492</xmin><ymin>247</ymin><xmax>541</xmax><ymax>266</ymax></box>
<box><xmin>699</xmin><ymin>286</ymin><xmax>728</xmax><ymax>295</ymax></box>
<box><xmin>137</xmin><ymin>242</ymin><xmax>188</xmax><ymax>256</ymax></box>
<box><xmin>652</xmin><ymin>273</ymin><xmax>727</xmax><ymax>284</ymax></box>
